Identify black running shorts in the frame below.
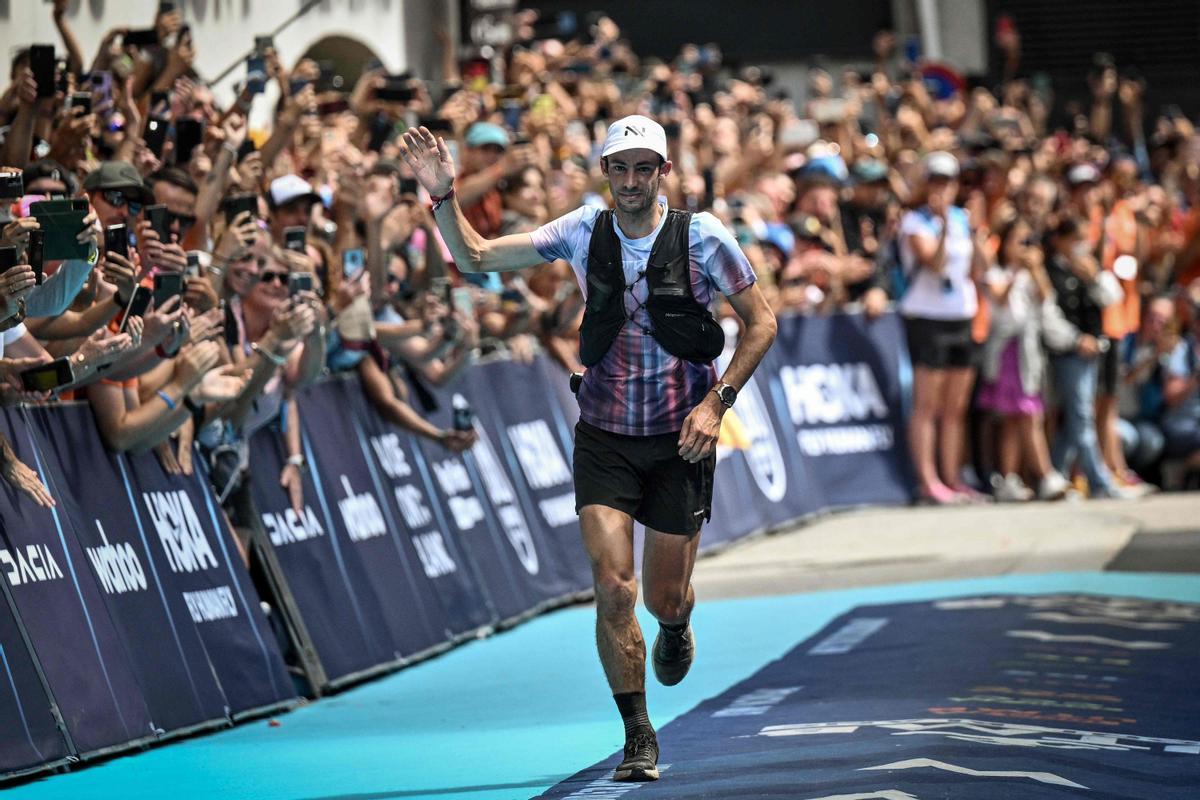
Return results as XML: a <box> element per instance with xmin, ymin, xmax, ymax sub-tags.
<box><xmin>573</xmin><ymin>420</ymin><xmax>715</xmax><ymax>536</ymax></box>
<box><xmin>903</xmin><ymin>316</ymin><xmax>977</xmax><ymax>370</ymax></box>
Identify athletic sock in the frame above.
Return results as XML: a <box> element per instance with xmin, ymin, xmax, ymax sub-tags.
<box><xmin>660</xmin><ymin>620</ymin><xmax>688</xmax><ymax>635</ymax></box>
<box><xmin>613</xmin><ymin>691</ymin><xmax>653</xmax><ymax>739</ymax></box>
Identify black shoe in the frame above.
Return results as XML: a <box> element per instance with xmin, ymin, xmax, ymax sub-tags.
<box><xmin>652</xmin><ymin>623</ymin><xmax>695</xmax><ymax>686</ymax></box>
<box><xmin>614</xmin><ymin>729</ymin><xmax>659</xmax><ymax>782</ymax></box>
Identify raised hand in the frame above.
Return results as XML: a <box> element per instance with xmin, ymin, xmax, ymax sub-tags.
<box><xmin>191</xmin><ymin>363</ymin><xmax>251</xmax><ymax>403</ymax></box>
<box><xmin>1</xmin><ymin>452</ymin><xmax>55</xmax><ymax>508</ymax></box>
<box><xmin>398</xmin><ymin>126</ymin><xmax>456</xmax><ymax>197</ymax></box>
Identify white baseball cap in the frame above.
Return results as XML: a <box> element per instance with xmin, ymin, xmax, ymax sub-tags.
<box><xmin>269</xmin><ymin>174</ymin><xmax>321</xmax><ymax>209</ymax></box>
<box><xmin>1066</xmin><ymin>163</ymin><xmax>1101</xmax><ymax>187</ymax></box>
<box><xmin>924</xmin><ymin>151</ymin><xmax>960</xmax><ymax>179</ymax></box>
<box><xmin>601</xmin><ymin>115</ymin><xmax>669</xmax><ymax>162</ymax></box>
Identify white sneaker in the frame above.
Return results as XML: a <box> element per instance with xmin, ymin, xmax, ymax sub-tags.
<box><xmin>1091</xmin><ymin>485</ymin><xmax>1144</xmax><ymax>501</ymax></box>
<box><xmin>991</xmin><ymin>473</ymin><xmax>1034</xmax><ymax>502</ymax></box>
<box><xmin>1037</xmin><ymin>471</ymin><xmax>1070</xmax><ymax>501</ymax></box>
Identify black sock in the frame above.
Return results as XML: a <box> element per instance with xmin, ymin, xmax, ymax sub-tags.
<box><xmin>613</xmin><ymin>692</ymin><xmax>653</xmax><ymax>739</ymax></box>
<box><xmin>661</xmin><ymin>620</ymin><xmax>688</xmax><ymax>634</ymax></box>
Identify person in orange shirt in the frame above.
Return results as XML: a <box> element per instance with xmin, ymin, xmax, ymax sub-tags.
<box><xmin>1067</xmin><ymin>162</ymin><xmax>1147</xmax><ymax>489</ymax></box>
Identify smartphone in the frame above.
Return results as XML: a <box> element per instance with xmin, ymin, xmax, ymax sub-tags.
<box><xmin>30</xmin><ymin>198</ymin><xmax>90</xmax><ymax>261</ymax></box>
<box><xmin>124</xmin><ymin>28</ymin><xmax>160</xmax><ymax>49</ymax></box>
<box><xmin>314</xmin><ymin>63</ymin><xmax>343</xmax><ymax>94</ymax></box>
<box><xmin>28</xmin><ymin>230</ymin><xmax>45</xmax><ymax>286</ymax></box>
<box><xmin>185</xmin><ymin>252</ymin><xmax>201</xmax><ymax>278</ymax></box>
<box><xmin>145</xmin><ymin>204</ymin><xmax>171</xmax><ymax>242</ymax></box>
<box><xmin>500</xmin><ymin>100</ymin><xmax>523</xmax><ymax>131</ymax></box>
<box><xmin>316</xmin><ymin>99</ymin><xmax>349</xmax><ymax>117</ymax></box>
<box><xmin>121</xmin><ymin>286</ymin><xmax>153</xmax><ymax>331</ymax></box>
<box><xmin>69</xmin><ymin>92</ymin><xmax>92</xmax><ymax>115</ymax></box>
<box><xmin>342</xmin><ymin>248</ymin><xmax>365</xmax><ymax>280</ymax></box>
<box><xmin>0</xmin><ymin>245</ymin><xmax>17</xmax><ymax>271</ymax></box>
<box><xmin>500</xmin><ymin>287</ymin><xmax>525</xmax><ymax>310</ymax></box>
<box><xmin>429</xmin><ymin>275</ymin><xmax>451</xmax><ymax>301</ymax></box>
<box><xmin>288</xmin><ymin>272</ymin><xmax>313</xmax><ymax>296</ymax></box>
<box><xmin>174</xmin><ymin>119</ymin><xmax>204</xmax><ymax>164</ymax></box>
<box><xmin>254</xmin><ymin>35</ymin><xmax>274</xmax><ymax>56</ymax></box>
<box><xmin>283</xmin><ymin>226</ymin><xmax>306</xmax><ymax>253</ymax></box>
<box><xmin>810</xmin><ymin>98</ymin><xmax>848</xmax><ymax>124</ymax></box>
<box><xmin>144</xmin><ymin>116</ymin><xmax>169</xmax><ymax>159</ymax></box>
<box><xmin>30</xmin><ymin>45</ymin><xmax>56</xmax><ymax>99</ymax></box>
<box><xmin>375</xmin><ymin>82</ymin><xmax>416</xmax><ymax>104</ymax></box>
<box><xmin>20</xmin><ymin>358</ymin><xmax>74</xmax><ymax>393</ymax></box>
<box><xmin>149</xmin><ymin>91</ymin><xmax>170</xmax><ymax>112</ymax></box>
<box><xmin>419</xmin><ymin>116</ymin><xmax>453</xmax><ymax>135</ymax></box>
<box><xmin>88</xmin><ymin>70</ymin><xmax>113</xmax><ymax>110</ymax></box>
<box><xmin>0</xmin><ymin>172</ymin><xmax>24</xmax><ymax>200</ymax></box>
<box><xmin>246</xmin><ymin>56</ymin><xmax>268</xmax><ymax>96</ymax></box>
<box><xmin>289</xmin><ymin>77</ymin><xmax>313</xmax><ymax>96</ymax></box>
<box><xmin>222</xmin><ymin>192</ymin><xmax>259</xmax><ymax>224</ymax></box>
<box><xmin>366</xmin><ymin>114</ymin><xmax>393</xmax><ymax>152</ymax></box>
<box><xmin>236</xmin><ymin>138</ymin><xmax>257</xmax><ymax>162</ymax></box>
<box><xmin>398</xmin><ymin>177</ymin><xmax>419</xmax><ymax>196</ymax></box>
<box><xmin>104</xmin><ymin>224</ymin><xmax>129</xmax><ymax>259</ymax></box>
<box><xmin>153</xmin><ymin>272</ymin><xmax>185</xmax><ymax>309</ymax></box>
<box><xmin>450</xmin><ymin>287</ymin><xmax>474</xmax><ymax>318</ymax></box>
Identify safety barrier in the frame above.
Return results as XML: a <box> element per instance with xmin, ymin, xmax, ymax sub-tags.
<box><xmin>0</xmin><ymin>311</ymin><xmax>912</xmax><ymax>781</ymax></box>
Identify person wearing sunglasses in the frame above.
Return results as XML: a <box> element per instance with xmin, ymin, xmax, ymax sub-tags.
<box><xmin>147</xmin><ymin>167</ymin><xmax>200</xmax><ymax>243</ymax></box>
<box><xmin>82</xmin><ymin>160</ymin><xmax>153</xmax><ymax>229</ymax></box>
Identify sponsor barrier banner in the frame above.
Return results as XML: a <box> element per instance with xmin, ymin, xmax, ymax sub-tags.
<box><xmin>298</xmin><ymin>382</ymin><xmax>493</xmax><ymax>646</ymax></box>
<box><xmin>463</xmin><ymin>359</ymin><xmax>592</xmax><ymax>604</ymax></box>
<box><xmin>3</xmin><ymin>408</ymin><xmax>156</xmax><ymax>756</ymax></box>
<box><xmin>0</xmin><ymin>414</ymin><xmax>73</xmax><ymax>775</ymax></box>
<box><xmin>0</xmin><ymin>310</ymin><xmax>919</xmax><ymax>780</ymax></box>
<box><xmin>0</xmin><ymin>403</ymin><xmax>293</xmax><ymax>773</ymax></box>
<box><xmin>539</xmin><ymin>593</ymin><xmax>1200</xmax><ymax>798</ymax></box>
<box><xmin>125</xmin><ymin>451</ymin><xmax>294</xmax><ymax>716</ymax></box>
<box><xmin>0</xmin><ymin>576</ymin><xmax>69</xmax><ymax>776</ymax></box>
<box><xmin>770</xmin><ymin>312</ymin><xmax>914</xmax><ymax>508</ymax></box>
<box><xmin>25</xmin><ymin>405</ymin><xmax>294</xmax><ymax>719</ymax></box>
<box><xmin>249</xmin><ymin>424</ymin><xmax>396</xmax><ymax>682</ymax></box>
<box><xmin>25</xmin><ymin>405</ymin><xmax>230</xmax><ymax>734</ymax></box>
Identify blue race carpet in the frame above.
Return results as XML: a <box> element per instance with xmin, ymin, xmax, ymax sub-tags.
<box><xmin>5</xmin><ymin>573</ymin><xmax>1199</xmax><ymax>800</ymax></box>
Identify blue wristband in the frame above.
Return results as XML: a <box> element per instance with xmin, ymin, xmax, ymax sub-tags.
<box><xmin>156</xmin><ymin>389</ymin><xmax>177</xmax><ymax>410</ymax></box>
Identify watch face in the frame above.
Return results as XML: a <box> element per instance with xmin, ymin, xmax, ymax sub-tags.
<box><xmin>719</xmin><ymin>385</ymin><xmax>737</xmax><ymax>406</ymax></box>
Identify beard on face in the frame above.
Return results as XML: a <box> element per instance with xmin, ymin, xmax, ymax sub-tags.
<box><xmin>615</xmin><ymin>182</ymin><xmax>656</xmax><ymax>215</ymax></box>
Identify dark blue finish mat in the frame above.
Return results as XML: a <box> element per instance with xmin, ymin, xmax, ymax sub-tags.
<box><xmin>538</xmin><ymin>593</ymin><xmax>1200</xmax><ymax>799</ymax></box>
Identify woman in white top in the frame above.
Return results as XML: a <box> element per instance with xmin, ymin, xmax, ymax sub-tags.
<box><xmin>898</xmin><ymin>152</ymin><xmax>988</xmax><ymax>504</ymax></box>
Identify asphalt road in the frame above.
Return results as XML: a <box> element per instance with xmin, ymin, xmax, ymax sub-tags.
<box><xmin>692</xmin><ymin>492</ymin><xmax>1200</xmax><ymax>599</ymax></box>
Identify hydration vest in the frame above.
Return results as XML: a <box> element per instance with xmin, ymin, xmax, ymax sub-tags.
<box><xmin>579</xmin><ymin>209</ymin><xmax>725</xmax><ymax>367</ymax></box>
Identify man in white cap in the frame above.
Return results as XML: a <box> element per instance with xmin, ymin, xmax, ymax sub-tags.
<box><xmin>266</xmin><ymin>174</ymin><xmax>321</xmax><ymax>246</ymax></box>
<box><xmin>399</xmin><ymin>115</ymin><xmax>777</xmax><ymax>783</ymax></box>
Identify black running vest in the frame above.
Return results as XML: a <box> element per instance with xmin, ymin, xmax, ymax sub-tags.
<box><xmin>578</xmin><ymin>209</ymin><xmax>725</xmax><ymax>367</ymax></box>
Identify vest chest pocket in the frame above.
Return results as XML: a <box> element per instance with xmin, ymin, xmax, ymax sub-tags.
<box><xmin>585</xmin><ymin>267</ymin><xmax>617</xmax><ymax>309</ymax></box>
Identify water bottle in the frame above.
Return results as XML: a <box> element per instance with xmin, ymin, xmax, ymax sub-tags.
<box><xmin>451</xmin><ymin>394</ymin><xmax>473</xmax><ymax>432</ymax></box>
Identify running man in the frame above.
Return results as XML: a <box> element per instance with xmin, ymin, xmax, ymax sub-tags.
<box><xmin>400</xmin><ymin>115</ymin><xmax>777</xmax><ymax>782</ymax></box>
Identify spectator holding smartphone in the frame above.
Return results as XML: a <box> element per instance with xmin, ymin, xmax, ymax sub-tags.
<box><xmin>898</xmin><ymin>152</ymin><xmax>987</xmax><ymax>504</ymax></box>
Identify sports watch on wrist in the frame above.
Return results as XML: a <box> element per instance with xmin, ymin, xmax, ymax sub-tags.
<box><xmin>712</xmin><ymin>382</ymin><xmax>737</xmax><ymax>408</ymax></box>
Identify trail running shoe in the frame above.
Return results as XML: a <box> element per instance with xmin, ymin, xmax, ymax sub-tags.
<box><xmin>652</xmin><ymin>623</ymin><xmax>695</xmax><ymax>686</ymax></box>
<box><xmin>614</xmin><ymin>729</ymin><xmax>659</xmax><ymax>782</ymax></box>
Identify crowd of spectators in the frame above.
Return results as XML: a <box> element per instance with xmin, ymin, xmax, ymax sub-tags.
<box><xmin>1</xmin><ymin>1</ymin><xmax>1198</xmax><ymax>535</ymax></box>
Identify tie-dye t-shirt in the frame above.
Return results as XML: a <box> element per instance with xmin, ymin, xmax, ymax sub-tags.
<box><xmin>530</xmin><ymin>200</ymin><xmax>756</xmax><ymax>436</ymax></box>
